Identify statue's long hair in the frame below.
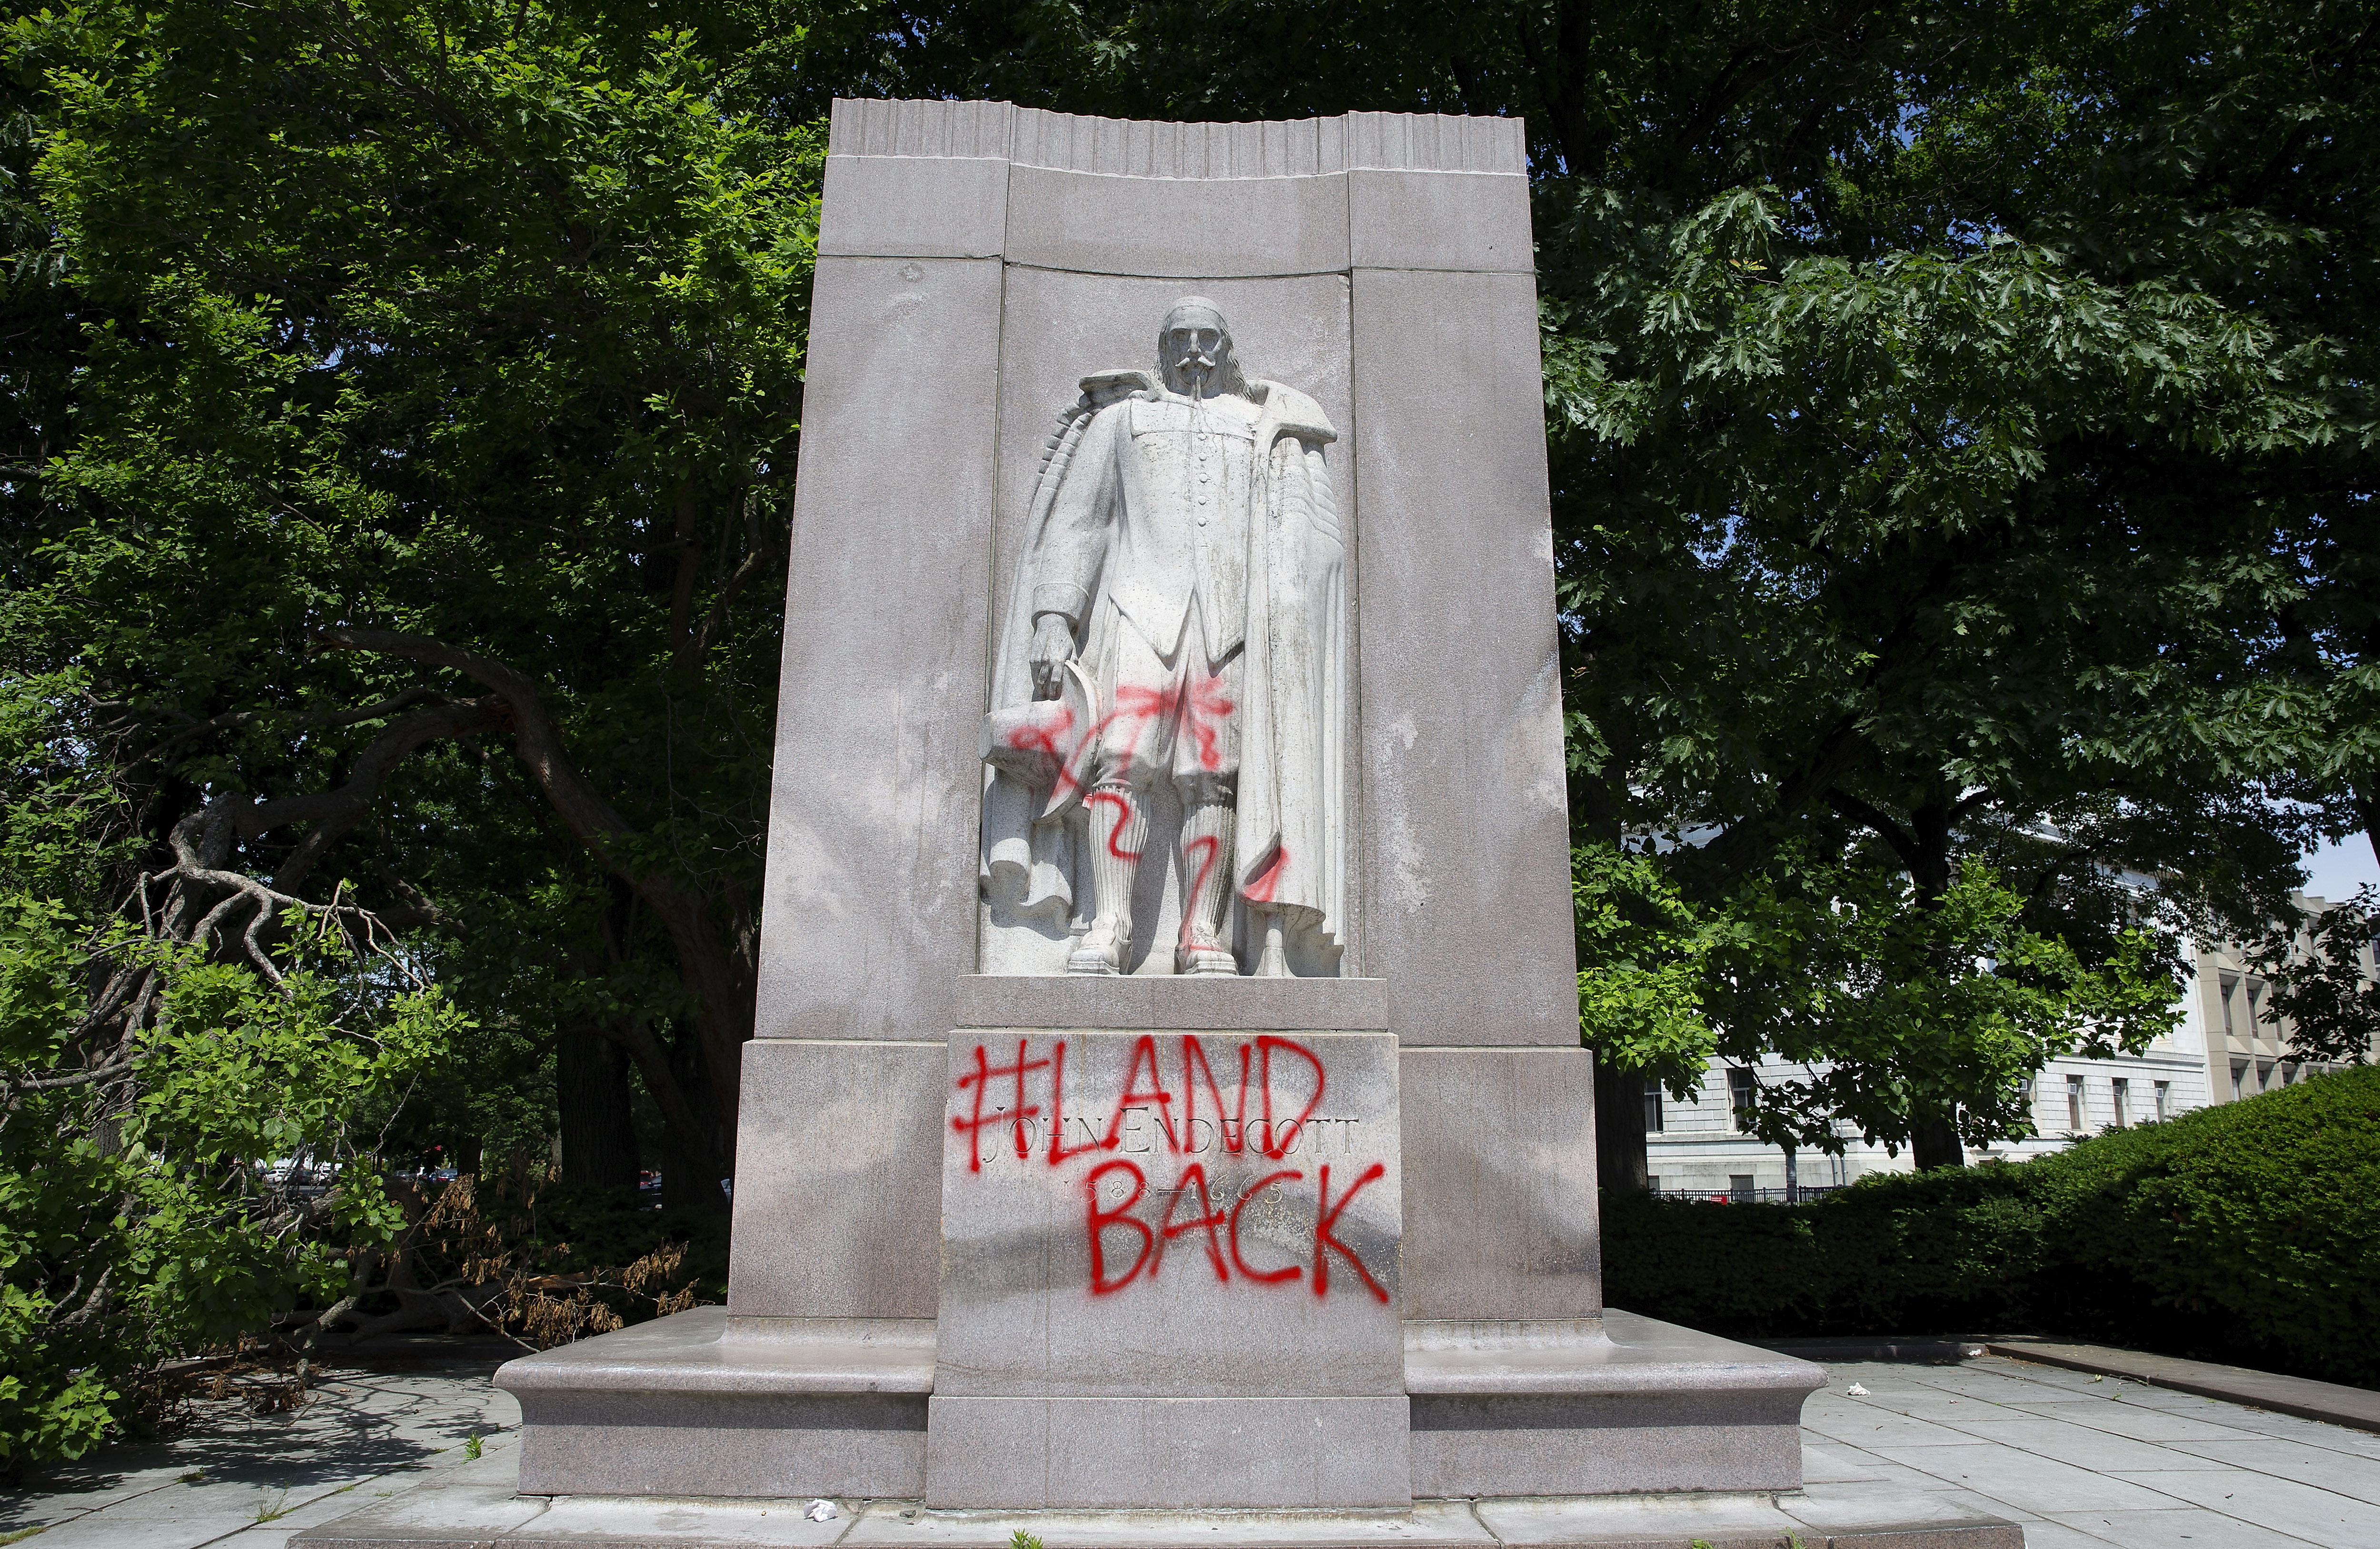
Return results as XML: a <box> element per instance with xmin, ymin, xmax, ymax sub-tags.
<box><xmin>1157</xmin><ymin>322</ymin><xmax>1250</xmax><ymax>399</ymax></box>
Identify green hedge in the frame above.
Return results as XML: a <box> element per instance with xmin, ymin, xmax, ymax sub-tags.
<box><xmin>1603</xmin><ymin>1064</ymin><xmax>2380</xmax><ymax>1386</ymax></box>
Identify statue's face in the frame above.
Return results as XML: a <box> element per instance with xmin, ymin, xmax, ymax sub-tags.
<box><xmin>1162</xmin><ymin>317</ymin><xmax>1228</xmax><ymax>393</ymax></box>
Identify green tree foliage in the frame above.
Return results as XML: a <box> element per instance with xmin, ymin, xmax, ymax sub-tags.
<box><xmin>1571</xmin><ymin>843</ymin><xmax>1727</xmax><ymax>1098</ymax></box>
<box><xmin>0</xmin><ymin>892</ymin><xmax>458</xmax><ymax>1469</ymax></box>
<box><xmin>1708</xmin><ymin>853</ymin><xmax>2183</xmax><ymax>1154</ymax></box>
<box><xmin>4</xmin><ymin>0</ymin><xmax>819</xmax><ymax>1201</ymax></box>
<box><xmin>2247</xmin><ymin>886</ymin><xmax>2380</xmax><ymax>1066</ymax></box>
<box><xmin>1</xmin><ymin>0</ymin><xmax>817</xmax><ymax>1465</ymax></box>
<box><xmin>1522</xmin><ymin>1</ymin><xmax>2378</xmax><ymax>1162</ymax></box>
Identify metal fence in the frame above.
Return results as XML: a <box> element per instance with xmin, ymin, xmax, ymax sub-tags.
<box><xmin>1650</xmin><ymin>1185</ymin><xmax>1848</xmax><ymax>1205</ymax></box>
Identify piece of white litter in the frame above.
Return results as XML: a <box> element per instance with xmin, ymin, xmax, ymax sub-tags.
<box><xmin>806</xmin><ymin>1500</ymin><xmax>838</xmax><ymax>1522</ymax></box>
<box><xmin>1845</xmin><ymin>1383</ymin><xmax>1870</xmax><ymax>1396</ymax></box>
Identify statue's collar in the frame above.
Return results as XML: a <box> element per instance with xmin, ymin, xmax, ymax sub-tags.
<box><xmin>1149</xmin><ymin>387</ymin><xmax>1256</xmax><ymax>412</ymax></box>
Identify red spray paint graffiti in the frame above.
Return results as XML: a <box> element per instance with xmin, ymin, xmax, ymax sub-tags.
<box><xmin>953</xmin><ymin>1034</ymin><xmax>1391</xmax><ymax>1302</ymax></box>
<box><xmin>950</xmin><ymin>1039</ymin><xmax>1050</xmax><ymax>1172</ymax></box>
<box><xmin>1031</xmin><ymin>672</ymin><xmax>1239</xmax><ymax>808</ymax></box>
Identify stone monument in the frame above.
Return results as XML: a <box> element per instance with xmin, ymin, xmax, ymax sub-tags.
<box><xmin>302</xmin><ymin>100</ymin><xmax>2020</xmax><ymax>1547</ymax></box>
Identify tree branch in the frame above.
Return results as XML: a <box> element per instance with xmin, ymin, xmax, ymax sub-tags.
<box><xmin>689</xmin><ymin>544</ymin><xmax>769</xmax><ymax>663</ymax></box>
<box><xmin>1825</xmin><ymin>788</ymin><xmax>1926</xmax><ymax>877</ymax></box>
<box><xmin>667</xmin><ymin>481</ymin><xmax>703</xmax><ymax>674</ymax></box>
<box><xmin>1693</xmin><ymin>717</ymin><xmax>1873</xmax><ymax>888</ymax></box>
<box><xmin>318</xmin><ymin>627</ymin><xmax>750</xmax><ymax>1142</ymax></box>
<box><xmin>241</xmin><ymin>699</ymin><xmax>504</xmax><ymax>894</ymax></box>
<box><xmin>131</xmin><ymin>687</ymin><xmax>456</xmax><ymax>766</ymax></box>
<box><xmin>5</xmin><ymin>1060</ymin><xmax>132</xmax><ymax>1097</ymax></box>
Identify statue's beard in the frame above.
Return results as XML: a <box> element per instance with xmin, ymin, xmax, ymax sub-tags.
<box><xmin>1166</xmin><ymin>353</ymin><xmax>1237</xmax><ymax>397</ymax></box>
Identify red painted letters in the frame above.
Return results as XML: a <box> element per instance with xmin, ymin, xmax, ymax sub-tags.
<box><xmin>1085</xmin><ymin>1159</ymin><xmax>1154</xmax><ymax>1294</ymax></box>
<box><xmin>954</xmin><ymin>1036</ymin><xmax>1390</xmax><ymax>1302</ymax></box>
<box><xmin>1045</xmin><ymin>1040</ymin><xmax>1101</xmax><ymax>1165</ymax></box>
<box><xmin>1154</xmin><ymin>1163</ymin><xmax>1230</xmax><ymax>1283</ymax></box>
<box><xmin>1253</xmin><ymin>1036</ymin><xmax>1326</xmax><ymax>1160</ymax></box>
<box><xmin>951</xmin><ymin>1039</ymin><xmax>1049</xmax><ymax>1172</ymax></box>
<box><xmin>1228</xmin><ymin>1169</ymin><xmax>1305</xmax><ymax>1285</ymax></box>
<box><xmin>1101</xmin><ymin>1034</ymin><xmax>1178</xmax><ymax>1151</ymax></box>
<box><xmin>1178</xmin><ymin>1035</ymin><xmax>1249</xmax><ymax>1155</ymax></box>
<box><xmin>1313</xmin><ymin>1162</ymin><xmax>1392</xmax><ymax>1303</ymax></box>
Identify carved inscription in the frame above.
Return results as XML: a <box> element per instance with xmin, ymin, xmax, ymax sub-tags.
<box><xmin>949</xmin><ymin>1033</ymin><xmax>1391</xmax><ymax>1303</ymax></box>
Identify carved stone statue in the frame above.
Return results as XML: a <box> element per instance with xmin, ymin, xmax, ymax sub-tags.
<box><xmin>982</xmin><ymin>298</ymin><xmax>1347</xmax><ymax>976</ymax></box>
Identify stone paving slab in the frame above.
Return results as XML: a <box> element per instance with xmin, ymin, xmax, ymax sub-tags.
<box><xmin>10</xmin><ymin>1351</ymin><xmax>2380</xmax><ymax>1548</ymax></box>
<box><xmin>0</xmin><ymin>1356</ymin><xmax>522</xmax><ymax>1549</ymax></box>
<box><xmin>1824</xmin><ymin>1355</ymin><xmax>2380</xmax><ymax>1548</ymax></box>
<box><xmin>288</xmin><ymin>1488</ymin><xmax>2014</xmax><ymax>1548</ymax></box>
<box><xmin>1987</xmin><ymin>1341</ymin><xmax>2380</xmax><ymax>1435</ymax></box>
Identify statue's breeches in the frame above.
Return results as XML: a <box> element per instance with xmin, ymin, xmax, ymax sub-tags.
<box><xmin>1090</xmin><ymin>604</ymin><xmax>1241</xmax><ymax>800</ymax></box>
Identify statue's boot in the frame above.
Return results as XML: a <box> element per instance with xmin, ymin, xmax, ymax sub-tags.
<box><xmin>1253</xmin><ymin>909</ymin><xmax>1291</xmax><ymax>977</ymax></box>
<box><xmin>1070</xmin><ymin>782</ymin><xmax>1142</xmax><ymax>975</ymax></box>
<box><xmin>1177</xmin><ymin>799</ymin><xmax>1239</xmax><ymax>976</ymax></box>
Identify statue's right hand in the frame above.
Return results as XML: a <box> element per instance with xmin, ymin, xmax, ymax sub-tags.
<box><xmin>1029</xmin><ymin>614</ymin><xmax>1074</xmax><ymax>699</ymax></box>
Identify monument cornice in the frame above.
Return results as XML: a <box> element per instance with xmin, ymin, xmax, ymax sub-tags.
<box><xmin>817</xmin><ymin>99</ymin><xmax>1534</xmax><ymax>275</ymax></box>
<box><xmin>826</xmin><ymin>98</ymin><xmax>1527</xmax><ymax>178</ymax></box>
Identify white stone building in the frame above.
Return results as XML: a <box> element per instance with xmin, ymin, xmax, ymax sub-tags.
<box><xmin>1644</xmin><ymin>892</ymin><xmax>2378</xmax><ymax>1199</ymax></box>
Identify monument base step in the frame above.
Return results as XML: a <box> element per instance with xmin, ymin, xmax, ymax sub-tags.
<box><xmin>496</xmin><ymin>1308</ymin><xmax>936</xmax><ymax>1498</ymax></box>
<box><xmin>491</xmin><ymin>1308</ymin><xmax>1829</xmax><ymax>1505</ymax></box>
<box><xmin>291</xmin><ymin>1482</ymin><xmax>2021</xmax><ymax>1549</ymax></box>
<box><xmin>1407</xmin><ymin>1310</ymin><xmax>1825</xmax><ymax>1497</ymax></box>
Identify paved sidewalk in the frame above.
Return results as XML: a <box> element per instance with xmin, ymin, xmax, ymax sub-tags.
<box><xmin>0</xmin><ymin>1357</ymin><xmax>521</xmax><ymax>1549</ymax></box>
<box><xmin>1808</xmin><ymin>1355</ymin><xmax>2380</xmax><ymax>1547</ymax></box>
<box><xmin>6</xmin><ymin>1351</ymin><xmax>2378</xmax><ymax>1547</ymax></box>
<box><xmin>1984</xmin><ymin>1339</ymin><xmax>2380</xmax><ymax>1435</ymax></box>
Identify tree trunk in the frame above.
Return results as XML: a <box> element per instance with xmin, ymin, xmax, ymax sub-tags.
<box><xmin>1593</xmin><ymin>1056</ymin><xmax>1650</xmax><ymax>1193</ymax></box>
<box><xmin>557</xmin><ymin>1021</ymin><xmax>641</xmax><ymax>1191</ymax></box>
<box><xmin>1909</xmin><ymin>798</ymin><xmax>1965</xmax><ymax>1171</ymax></box>
<box><xmin>1912</xmin><ymin>1116</ymin><xmax>1964</xmax><ymax>1171</ymax></box>
<box><xmin>658</xmin><ymin>1029</ymin><xmax>732</xmax><ymax>1215</ymax></box>
<box><xmin>2358</xmin><ymin>782</ymin><xmax>2379</xmax><ymax>877</ymax></box>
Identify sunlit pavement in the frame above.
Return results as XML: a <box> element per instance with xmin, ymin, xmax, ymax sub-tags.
<box><xmin>1802</xmin><ymin>1356</ymin><xmax>2380</xmax><ymax>1548</ymax></box>
<box><xmin>0</xmin><ymin>1356</ymin><xmax>522</xmax><ymax>1548</ymax></box>
<box><xmin>6</xmin><ymin>1352</ymin><xmax>2378</xmax><ymax>1548</ymax></box>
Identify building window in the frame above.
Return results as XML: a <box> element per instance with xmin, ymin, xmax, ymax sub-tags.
<box><xmin>2280</xmin><ymin>1063</ymin><xmax>2297</xmax><ymax>1086</ymax></box>
<box><xmin>2219</xmin><ymin>972</ymin><xmax>2240</xmax><ymax>1036</ymax></box>
<box><xmin>2257</xmin><ymin>1061</ymin><xmax>2273</xmax><ymax>1091</ymax></box>
<box><xmin>2112</xmin><ymin>1078</ymin><xmax>2130</xmax><ymax>1129</ymax></box>
<box><xmin>1643</xmin><ymin>1086</ymin><xmax>1664</xmax><ymax>1134</ymax></box>
<box><xmin>2154</xmin><ymin>1081</ymin><xmax>2171</xmax><ymax>1121</ymax></box>
<box><xmin>2231</xmin><ymin>1061</ymin><xmax>2247</xmax><ymax>1100</ymax></box>
<box><xmin>2066</xmin><ymin>1075</ymin><xmax>2085</xmax><ymax>1131</ymax></box>
<box><xmin>1728</xmin><ymin>1068</ymin><xmax>1756</xmax><ymax>1130</ymax></box>
<box><xmin>1728</xmin><ymin>1174</ymin><xmax>1755</xmax><ymax>1202</ymax></box>
<box><xmin>2246</xmin><ymin>978</ymin><xmax>2266</xmax><ymax>1026</ymax></box>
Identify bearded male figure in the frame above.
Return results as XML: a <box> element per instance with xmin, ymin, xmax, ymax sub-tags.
<box><xmin>981</xmin><ymin>299</ymin><xmax>1348</xmax><ymax>976</ymax></box>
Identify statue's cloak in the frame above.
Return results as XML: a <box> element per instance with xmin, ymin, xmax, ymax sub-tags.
<box><xmin>980</xmin><ymin>371</ymin><xmax>1347</xmax><ymax>959</ymax></box>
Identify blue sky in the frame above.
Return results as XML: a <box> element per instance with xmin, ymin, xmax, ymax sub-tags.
<box><xmin>2302</xmin><ymin>833</ymin><xmax>2379</xmax><ymax>903</ymax></box>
